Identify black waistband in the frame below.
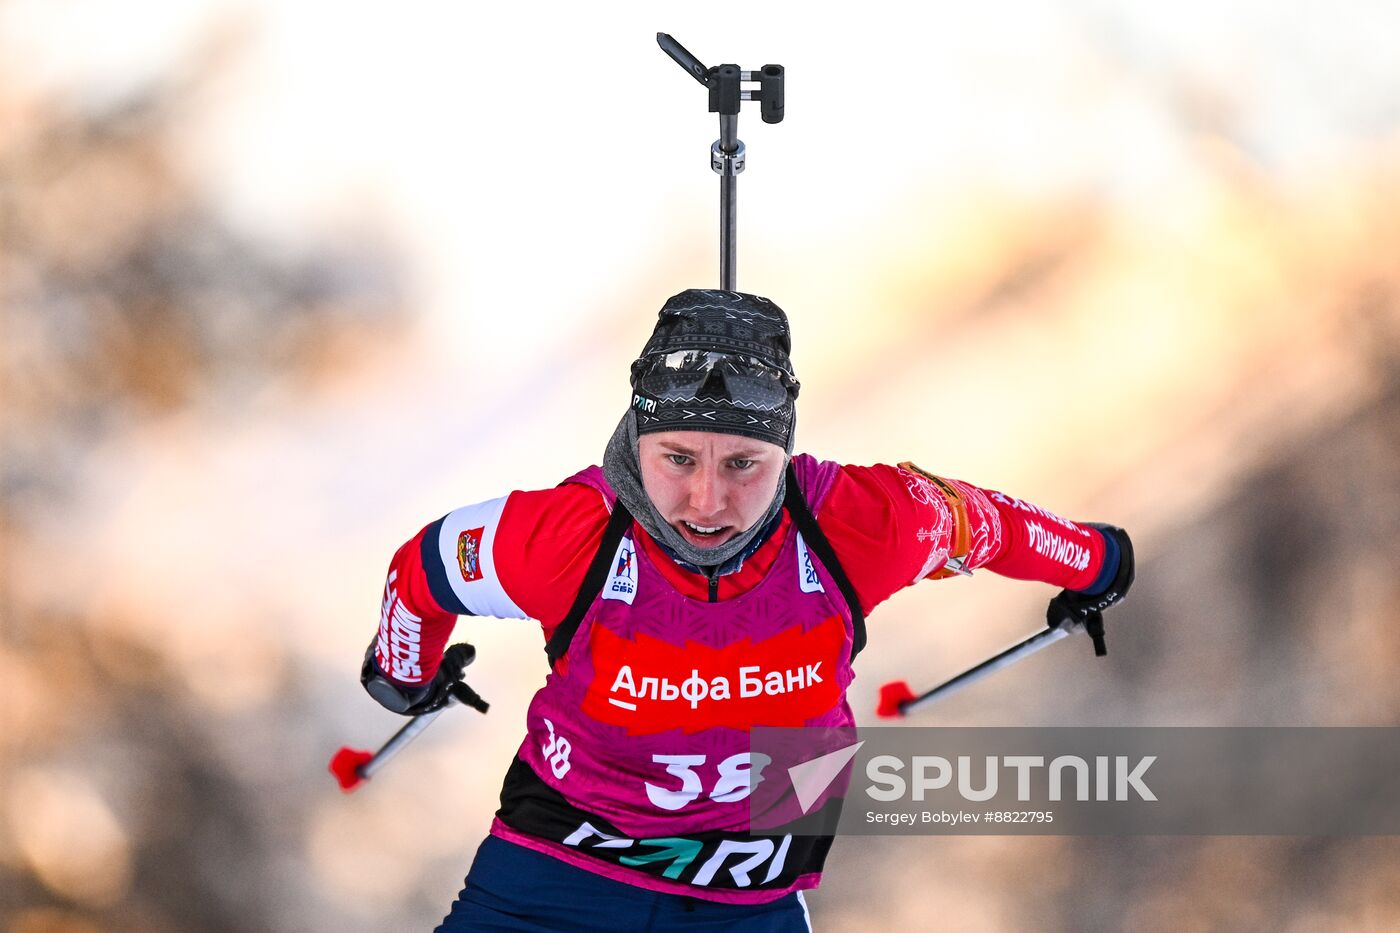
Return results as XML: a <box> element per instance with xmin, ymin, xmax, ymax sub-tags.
<box><xmin>496</xmin><ymin>755</ymin><xmax>840</xmax><ymax>894</ymax></box>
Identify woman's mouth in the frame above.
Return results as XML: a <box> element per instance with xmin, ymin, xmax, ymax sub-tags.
<box><xmin>678</xmin><ymin>520</ymin><xmax>731</xmax><ymax>546</ymax></box>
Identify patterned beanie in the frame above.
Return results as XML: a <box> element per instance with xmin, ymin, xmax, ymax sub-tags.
<box><xmin>629</xmin><ymin>289</ymin><xmax>799</xmax><ymax>451</ymax></box>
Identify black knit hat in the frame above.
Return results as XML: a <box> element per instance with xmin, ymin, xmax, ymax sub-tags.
<box><xmin>629</xmin><ymin>289</ymin><xmax>800</xmax><ymax>450</ymax></box>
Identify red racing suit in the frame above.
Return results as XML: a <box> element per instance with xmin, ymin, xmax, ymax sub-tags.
<box><xmin>372</xmin><ymin>455</ymin><xmax>1112</xmax><ymax>901</ymax></box>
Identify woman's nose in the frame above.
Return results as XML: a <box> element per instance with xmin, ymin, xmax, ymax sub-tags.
<box><xmin>689</xmin><ymin>467</ymin><xmax>724</xmax><ymax>516</ymax></box>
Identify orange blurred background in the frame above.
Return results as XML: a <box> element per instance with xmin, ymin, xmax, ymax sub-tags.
<box><xmin>4</xmin><ymin>3</ymin><xmax>1400</xmax><ymax>931</ymax></box>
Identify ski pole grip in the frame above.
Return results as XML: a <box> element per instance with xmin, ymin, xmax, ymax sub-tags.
<box><xmin>657</xmin><ymin>33</ymin><xmax>710</xmax><ymax>87</ymax></box>
<box><xmin>759</xmin><ymin>65</ymin><xmax>784</xmax><ymax>124</ymax></box>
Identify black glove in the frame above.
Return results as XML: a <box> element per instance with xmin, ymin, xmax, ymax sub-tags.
<box><xmin>361</xmin><ymin>641</ymin><xmax>477</xmax><ymax>716</ymax></box>
<box><xmin>1046</xmin><ymin>523</ymin><xmax>1135</xmax><ymax>657</ymax></box>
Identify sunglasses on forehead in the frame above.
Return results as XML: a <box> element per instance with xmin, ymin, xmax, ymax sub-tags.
<box><xmin>631</xmin><ymin>350</ymin><xmax>799</xmax><ymax>411</ymax></box>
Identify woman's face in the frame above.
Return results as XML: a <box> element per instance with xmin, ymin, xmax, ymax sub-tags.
<box><xmin>638</xmin><ymin>431</ymin><xmax>786</xmax><ymax>550</ymax></box>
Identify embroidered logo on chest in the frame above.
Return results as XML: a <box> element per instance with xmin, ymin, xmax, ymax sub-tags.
<box><xmin>600</xmin><ymin>536</ymin><xmax>638</xmax><ymax>605</ymax></box>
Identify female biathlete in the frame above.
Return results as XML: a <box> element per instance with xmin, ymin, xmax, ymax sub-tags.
<box><xmin>359</xmin><ymin>288</ymin><xmax>1134</xmax><ymax>931</ymax></box>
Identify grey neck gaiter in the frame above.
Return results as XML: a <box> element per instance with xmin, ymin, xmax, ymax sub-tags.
<box><xmin>602</xmin><ymin>412</ymin><xmax>788</xmax><ymax>571</ymax></box>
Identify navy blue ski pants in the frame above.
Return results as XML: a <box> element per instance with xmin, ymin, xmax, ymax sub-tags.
<box><xmin>434</xmin><ymin>835</ymin><xmax>813</xmax><ymax>932</ymax></box>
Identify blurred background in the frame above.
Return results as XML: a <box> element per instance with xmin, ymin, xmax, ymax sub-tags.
<box><xmin>3</xmin><ymin>1</ymin><xmax>1399</xmax><ymax>930</ymax></box>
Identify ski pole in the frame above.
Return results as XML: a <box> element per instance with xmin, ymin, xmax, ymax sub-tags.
<box><xmin>876</xmin><ymin>614</ymin><xmax>1097</xmax><ymax>719</ymax></box>
<box><xmin>330</xmin><ymin>679</ymin><xmax>489</xmax><ymax>792</ymax></box>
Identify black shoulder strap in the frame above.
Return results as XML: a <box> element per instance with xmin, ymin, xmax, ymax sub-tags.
<box><xmin>545</xmin><ymin>500</ymin><xmax>634</xmax><ymax>670</ymax></box>
<box><xmin>783</xmin><ymin>462</ymin><xmax>867</xmax><ymax>661</ymax></box>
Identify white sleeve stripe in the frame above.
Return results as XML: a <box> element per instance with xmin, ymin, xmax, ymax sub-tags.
<box><xmin>436</xmin><ymin>495</ymin><xmax>527</xmax><ymax>619</ymax></box>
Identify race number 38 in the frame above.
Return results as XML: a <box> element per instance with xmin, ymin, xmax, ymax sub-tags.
<box><xmin>645</xmin><ymin>752</ymin><xmax>772</xmax><ymax>811</ymax></box>
<box><xmin>541</xmin><ymin>718</ymin><xmax>573</xmax><ymax>779</ymax></box>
